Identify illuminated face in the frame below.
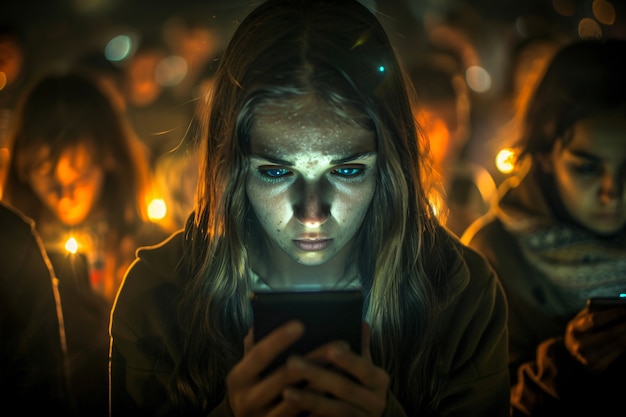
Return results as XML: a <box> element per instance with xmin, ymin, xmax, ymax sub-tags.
<box><xmin>543</xmin><ymin>115</ymin><xmax>626</xmax><ymax>236</ymax></box>
<box><xmin>29</xmin><ymin>143</ymin><xmax>106</xmax><ymax>226</ymax></box>
<box><xmin>246</xmin><ymin>96</ymin><xmax>377</xmax><ymax>282</ymax></box>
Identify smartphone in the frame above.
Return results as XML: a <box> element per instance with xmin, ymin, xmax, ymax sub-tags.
<box><xmin>586</xmin><ymin>296</ymin><xmax>626</xmax><ymax>312</ymax></box>
<box><xmin>251</xmin><ymin>288</ymin><xmax>363</xmax><ymax>376</ymax></box>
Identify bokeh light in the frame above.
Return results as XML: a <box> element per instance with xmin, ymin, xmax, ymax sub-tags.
<box><xmin>465</xmin><ymin>66</ymin><xmax>491</xmax><ymax>93</ymax></box>
<box><xmin>148</xmin><ymin>198</ymin><xmax>167</xmax><ymax>221</ymax></box>
<box><xmin>104</xmin><ymin>34</ymin><xmax>134</xmax><ymax>62</ymax></box>
<box><xmin>578</xmin><ymin>17</ymin><xmax>603</xmax><ymax>39</ymax></box>
<box><xmin>495</xmin><ymin>148</ymin><xmax>517</xmax><ymax>174</ymax></box>
<box><xmin>593</xmin><ymin>0</ymin><xmax>616</xmax><ymax>25</ymax></box>
<box><xmin>65</xmin><ymin>236</ymin><xmax>79</xmax><ymax>254</ymax></box>
<box><xmin>155</xmin><ymin>55</ymin><xmax>187</xmax><ymax>87</ymax></box>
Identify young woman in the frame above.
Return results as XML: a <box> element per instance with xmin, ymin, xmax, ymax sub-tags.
<box><xmin>110</xmin><ymin>1</ymin><xmax>510</xmax><ymax>416</ymax></box>
<box><xmin>2</xmin><ymin>71</ymin><xmax>167</xmax><ymax>416</ymax></box>
<box><xmin>462</xmin><ymin>39</ymin><xmax>626</xmax><ymax>415</ymax></box>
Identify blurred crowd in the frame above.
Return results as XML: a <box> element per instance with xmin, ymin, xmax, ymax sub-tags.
<box><xmin>2</xmin><ymin>0</ymin><xmax>625</xmax><ymax>234</ymax></box>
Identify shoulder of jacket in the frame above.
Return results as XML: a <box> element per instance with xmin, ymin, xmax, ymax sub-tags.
<box><xmin>136</xmin><ymin>229</ymin><xmax>185</xmax><ymax>265</ymax></box>
<box><xmin>0</xmin><ymin>202</ymin><xmax>35</xmax><ymax>234</ymax></box>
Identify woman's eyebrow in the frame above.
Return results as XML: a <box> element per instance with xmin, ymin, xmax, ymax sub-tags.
<box><xmin>330</xmin><ymin>151</ymin><xmax>377</xmax><ymax>164</ymax></box>
<box><xmin>250</xmin><ymin>151</ymin><xmax>377</xmax><ymax>166</ymax></box>
<box><xmin>250</xmin><ymin>153</ymin><xmax>293</xmax><ymax>166</ymax></box>
<box><xmin>569</xmin><ymin>149</ymin><xmax>601</xmax><ymax>161</ymax></box>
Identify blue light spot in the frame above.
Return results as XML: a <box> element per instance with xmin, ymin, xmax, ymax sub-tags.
<box><xmin>105</xmin><ymin>35</ymin><xmax>133</xmax><ymax>62</ymax></box>
<box><xmin>378</xmin><ymin>65</ymin><xmax>385</xmax><ymax>73</ymax></box>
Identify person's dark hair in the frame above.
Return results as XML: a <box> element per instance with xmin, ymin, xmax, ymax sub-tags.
<box><xmin>2</xmin><ymin>71</ymin><xmax>151</xmax><ymax>229</ymax></box>
<box><xmin>174</xmin><ymin>0</ymin><xmax>459</xmax><ymax>412</ymax></box>
<box><xmin>517</xmin><ymin>38</ymin><xmax>626</xmax><ymax>158</ymax></box>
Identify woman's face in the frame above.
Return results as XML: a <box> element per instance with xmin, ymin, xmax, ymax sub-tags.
<box><xmin>246</xmin><ymin>97</ymin><xmax>377</xmax><ymax>270</ymax></box>
<box><xmin>28</xmin><ymin>142</ymin><xmax>106</xmax><ymax>226</ymax></box>
<box><xmin>544</xmin><ymin>115</ymin><xmax>626</xmax><ymax>236</ymax></box>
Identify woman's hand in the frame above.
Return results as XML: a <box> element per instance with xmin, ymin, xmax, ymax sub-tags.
<box><xmin>564</xmin><ymin>305</ymin><xmax>626</xmax><ymax>373</ymax></box>
<box><xmin>274</xmin><ymin>322</ymin><xmax>389</xmax><ymax>417</ymax></box>
<box><xmin>226</xmin><ymin>321</ymin><xmax>389</xmax><ymax>417</ymax></box>
<box><xmin>227</xmin><ymin>320</ymin><xmax>307</xmax><ymax>416</ymax></box>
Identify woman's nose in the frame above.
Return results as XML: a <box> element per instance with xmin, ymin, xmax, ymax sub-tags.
<box><xmin>293</xmin><ymin>181</ymin><xmax>331</xmax><ymax>227</ymax></box>
<box><xmin>598</xmin><ymin>170</ymin><xmax>622</xmax><ymax>205</ymax></box>
<box><xmin>54</xmin><ymin>182</ymin><xmax>76</xmax><ymax>200</ymax></box>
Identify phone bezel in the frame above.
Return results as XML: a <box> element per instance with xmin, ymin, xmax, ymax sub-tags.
<box><xmin>586</xmin><ymin>296</ymin><xmax>626</xmax><ymax>311</ymax></box>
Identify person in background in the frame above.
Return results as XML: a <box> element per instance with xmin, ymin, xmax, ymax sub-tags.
<box><xmin>461</xmin><ymin>38</ymin><xmax>626</xmax><ymax>416</ymax></box>
<box><xmin>0</xmin><ymin>201</ymin><xmax>73</xmax><ymax>414</ymax></box>
<box><xmin>2</xmin><ymin>70</ymin><xmax>168</xmax><ymax>416</ymax></box>
<box><xmin>110</xmin><ymin>0</ymin><xmax>510</xmax><ymax>416</ymax></box>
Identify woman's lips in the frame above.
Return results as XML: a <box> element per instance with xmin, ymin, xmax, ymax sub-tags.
<box><xmin>293</xmin><ymin>239</ymin><xmax>332</xmax><ymax>251</ymax></box>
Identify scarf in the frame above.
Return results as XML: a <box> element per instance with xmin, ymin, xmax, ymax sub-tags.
<box><xmin>498</xmin><ymin>165</ymin><xmax>626</xmax><ymax>314</ymax></box>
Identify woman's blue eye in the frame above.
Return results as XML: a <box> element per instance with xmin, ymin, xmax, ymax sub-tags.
<box><xmin>572</xmin><ymin>162</ymin><xmax>599</xmax><ymax>175</ymax></box>
<box><xmin>334</xmin><ymin>167</ymin><xmax>363</xmax><ymax>177</ymax></box>
<box><xmin>255</xmin><ymin>165</ymin><xmax>367</xmax><ymax>184</ymax></box>
<box><xmin>257</xmin><ymin>167</ymin><xmax>291</xmax><ymax>184</ymax></box>
<box><xmin>264</xmin><ymin>167</ymin><xmax>289</xmax><ymax>178</ymax></box>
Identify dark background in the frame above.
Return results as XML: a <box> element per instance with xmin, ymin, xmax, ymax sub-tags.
<box><xmin>5</xmin><ymin>0</ymin><xmax>625</xmax><ymax>70</ymax></box>
<box><xmin>3</xmin><ymin>0</ymin><xmax>626</xmax><ymax>180</ymax></box>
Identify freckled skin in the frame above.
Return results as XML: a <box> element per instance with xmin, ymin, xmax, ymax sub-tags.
<box><xmin>543</xmin><ymin>115</ymin><xmax>626</xmax><ymax>236</ymax></box>
<box><xmin>28</xmin><ymin>143</ymin><xmax>105</xmax><ymax>226</ymax></box>
<box><xmin>246</xmin><ymin>96</ymin><xmax>377</xmax><ymax>287</ymax></box>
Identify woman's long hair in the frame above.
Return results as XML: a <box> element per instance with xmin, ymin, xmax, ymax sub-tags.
<box><xmin>174</xmin><ymin>0</ymin><xmax>460</xmax><ymax>413</ymax></box>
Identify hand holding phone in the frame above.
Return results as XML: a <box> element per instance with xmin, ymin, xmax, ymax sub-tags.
<box><xmin>251</xmin><ymin>288</ymin><xmax>363</xmax><ymax>377</ymax></box>
<box><xmin>566</xmin><ymin>296</ymin><xmax>626</xmax><ymax>372</ymax></box>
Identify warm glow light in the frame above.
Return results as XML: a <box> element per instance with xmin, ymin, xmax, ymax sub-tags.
<box><xmin>593</xmin><ymin>0</ymin><xmax>616</xmax><ymax>25</ymax></box>
<box><xmin>578</xmin><ymin>18</ymin><xmax>602</xmax><ymax>39</ymax></box>
<box><xmin>495</xmin><ymin>148</ymin><xmax>517</xmax><ymax>174</ymax></box>
<box><xmin>155</xmin><ymin>55</ymin><xmax>187</xmax><ymax>87</ymax></box>
<box><xmin>552</xmin><ymin>0</ymin><xmax>576</xmax><ymax>17</ymax></box>
<box><xmin>65</xmin><ymin>237</ymin><xmax>79</xmax><ymax>254</ymax></box>
<box><xmin>465</xmin><ymin>66</ymin><xmax>491</xmax><ymax>93</ymax></box>
<box><xmin>148</xmin><ymin>198</ymin><xmax>167</xmax><ymax>221</ymax></box>
<box><xmin>428</xmin><ymin>189</ymin><xmax>447</xmax><ymax>224</ymax></box>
